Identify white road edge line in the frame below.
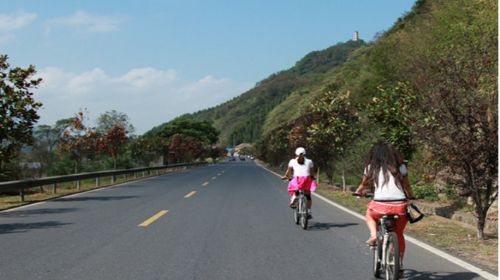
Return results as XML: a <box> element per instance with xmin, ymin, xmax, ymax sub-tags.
<box><xmin>256</xmin><ymin>161</ymin><xmax>498</xmax><ymax>280</ymax></box>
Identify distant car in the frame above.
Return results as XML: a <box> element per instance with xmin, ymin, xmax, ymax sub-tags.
<box><xmin>239</xmin><ymin>156</ymin><xmax>246</xmax><ymax>161</ymax></box>
<box><xmin>228</xmin><ymin>157</ymin><xmax>236</xmax><ymax>161</ymax></box>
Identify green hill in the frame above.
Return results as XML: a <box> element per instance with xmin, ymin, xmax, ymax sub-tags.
<box><xmin>147</xmin><ymin>40</ymin><xmax>366</xmax><ymax>146</ymax></box>
<box><xmin>143</xmin><ymin>0</ymin><xmax>497</xmax><ymax>240</ymax></box>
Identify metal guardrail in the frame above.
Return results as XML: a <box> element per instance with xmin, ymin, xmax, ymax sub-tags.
<box><xmin>0</xmin><ymin>162</ymin><xmax>207</xmax><ymax>202</ymax></box>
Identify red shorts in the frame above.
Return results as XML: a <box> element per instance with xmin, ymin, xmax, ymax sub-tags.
<box><xmin>366</xmin><ymin>200</ymin><xmax>408</xmax><ymax>255</ymax></box>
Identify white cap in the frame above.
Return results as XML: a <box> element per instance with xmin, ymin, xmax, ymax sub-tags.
<box><xmin>295</xmin><ymin>147</ymin><xmax>306</xmax><ymax>156</ymax></box>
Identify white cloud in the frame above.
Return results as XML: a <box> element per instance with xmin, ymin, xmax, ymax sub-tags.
<box><xmin>46</xmin><ymin>11</ymin><xmax>123</xmax><ymax>34</ymax></box>
<box><xmin>0</xmin><ymin>11</ymin><xmax>37</xmax><ymax>32</ymax></box>
<box><xmin>34</xmin><ymin>67</ymin><xmax>252</xmax><ymax>134</ymax></box>
<box><xmin>117</xmin><ymin>67</ymin><xmax>177</xmax><ymax>89</ymax></box>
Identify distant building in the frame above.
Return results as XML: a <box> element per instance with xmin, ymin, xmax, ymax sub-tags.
<box><xmin>353</xmin><ymin>31</ymin><xmax>359</xmax><ymax>41</ymax></box>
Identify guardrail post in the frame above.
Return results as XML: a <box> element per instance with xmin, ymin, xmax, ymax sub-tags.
<box><xmin>142</xmin><ymin>171</ymin><xmax>145</xmax><ymax>177</ymax></box>
<box><xmin>96</xmin><ymin>177</ymin><xmax>100</xmax><ymax>188</ymax></box>
<box><xmin>76</xmin><ymin>180</ymin><xmax>81</xmax><ymax>191</ymax></box>
<box><xmin>52</xmin><ymin>183</ymin><xmax>57</xmax><ymax>194</ymax></box>
<box><xmin>112</xmin><ymin>175</ymin><xmax>116</xmax><ymax>184</ymax></box>
<box><xmin>125</xmin><ymin>174</ymin><xmax>128</xmax><ymax>181</ymax></box>
<box><xmin>19</xmin><ymin>189</ymin><xmax>25</xmax><ymax>202</ymax></box>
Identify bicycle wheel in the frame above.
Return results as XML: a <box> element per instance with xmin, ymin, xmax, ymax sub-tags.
<box><xmin>384</xmin><ymin>232</ymin><xmax>400</xmax><ymax>280</ymax></box>
<box><xmin>372</xmin><ymin>235</ymin><xmax>382</xmax><ymax>278</ymax></box>
<box><xmin>300</xmin><ymin>196</ymin><xmax>308</xmax><ymax>230</ymax></box>
<box><xmin>293</xmin><ymin>203</ymin><xmax>299</xmax><ymax>225</ymax></box>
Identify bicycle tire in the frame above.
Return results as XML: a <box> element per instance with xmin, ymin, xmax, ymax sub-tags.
<box><xmin>293</xmin><ymin>203</ymin><xmax>299</xmax><ymax>225</ymax></box>
<box><xmin>300</xmin><ymin>196</ymin><xmax>308</xmax><ymax>230</ymax></box>
<box><xmin>385</xmin><ymin>232</ymin><xmax>400</xmax><ymax>280</ymax></box>
<box><xmin>373</xmin><ymin>235</ymin><xmax>382</xmax><ymax>278</ymax></box>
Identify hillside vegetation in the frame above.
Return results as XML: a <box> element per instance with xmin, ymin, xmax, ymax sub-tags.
<box><xmin>146</xmin><ymin>0</ymin><xmax>497</xmax><ymax>238</ymax></box>
<box><xmin>182</xmin><ymin>40</ymin><xmax>366</xmax><ymax>146</ymax></box>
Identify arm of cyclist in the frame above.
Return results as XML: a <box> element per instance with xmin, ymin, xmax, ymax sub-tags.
<box><xmin>402</xmin><ymin>175</ymin><xmax>416</xmax><ymax>199</ymax></box>
<box><xmin>354</xmin><ymin>175</ymin><xmax>371</xmax><ymax>196</ymax></box>
<box><xmin>281</xmin><ymin>166</ymin><xmax>293</xmax><ymax>180</ymax></box>
<box><xmin>309</xmin><ymin>166</ymin><xmax>316</xmax><ymax>180</ymax></box>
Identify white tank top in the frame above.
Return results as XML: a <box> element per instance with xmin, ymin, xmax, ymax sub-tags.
<box><xmin>288</xmin><ymin>158</ymin><xmax>313</xmax><ymax>177</ymax></box>
<box><xmin>365</xmin><ymin>164</ymin><xmax>407</xmax><ymax>200</ymax></box>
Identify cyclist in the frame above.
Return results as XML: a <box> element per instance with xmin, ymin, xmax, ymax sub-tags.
<box><xmin>281</xmin><ymin>147</ymin><xmax>317</xmax><ymax>217</ymax></box>
<box><xmin>354</xmin><ymin>141</ymin><xmax>414</xmax><ymax>269</ymax></box>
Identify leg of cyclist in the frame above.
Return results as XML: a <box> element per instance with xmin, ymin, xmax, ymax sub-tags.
<box><xmin>288</xmin><ymin>190</ymin><xmax>298</xmax><ymax>208</ymax></box>
<box><xmin>304</xmin><ymin>190</ymin><xmax>313</xmax><ymax>218</ymax></box>
<box><xmin>365</xmin><ymin>210</ymin><xmax>379</xmax><ymax>245</ymax></box>
<box><xmin>365</xmin><ymin>201</ymin><xmax>382</xmax><ymax>245</ymax></box>
<box><xmin>305</xmin><ymin>190</ymin><xmax>312</xmax><ymax>209</ymax></box>
<box><xmin>395</xmin><ymin>214</ymin><xmax>408</xmax><ymax>267</ymax></box>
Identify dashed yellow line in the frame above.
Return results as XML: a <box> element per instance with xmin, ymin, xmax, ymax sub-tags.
<box><xmin>202</xmin><ymin>182</ymin><xmax>209</xmax><ymax>186</ymax></box>
<box><xmin>138</xmin><ymin>210</ymin><xmax>169</xmax><ymax>227</ymax></box>
<box><xmin>212</xmin><ymin>176</ymin><xmax>217</xmax><ymax>180</ymax></box>
<box><xmin>217</xmin><ymin>173</ymin><xmax>222</xmax><ymax>176</ymax></box>
<box><xmin>184</xmin><ymin>190</ymin><xmax>197</xmax><ymax>198</ymax></box>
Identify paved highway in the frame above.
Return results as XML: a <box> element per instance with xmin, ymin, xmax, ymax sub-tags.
<box><xmin>0</xmin><ymin>161</ymin><xmax>491</xmax><ymax>279</ymax></box>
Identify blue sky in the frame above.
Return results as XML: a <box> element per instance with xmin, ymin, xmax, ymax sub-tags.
<box><xmin>0</xmin><ymin>0</ymin><xmax>416</xmax><ymax>134</ymax></box>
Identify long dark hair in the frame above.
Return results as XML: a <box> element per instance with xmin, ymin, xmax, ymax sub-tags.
<box><xmin>364</xmin><ymin>141</ymin><xmax>405</xmax><ymax>188</ymax></box>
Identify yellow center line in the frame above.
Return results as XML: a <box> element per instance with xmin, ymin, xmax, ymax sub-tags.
<box><xmin>202</xmin><ymin>182</ymin><xmax>209</xmax><ymax>186</ymax></box>
<box><xmin>138</xmin><ymin>210</ymin><xmax>169</xmax><ymax>227</ymax></box>
<box><xmin>184</xmin><ymin>190</ymin><xmax>197</xmax><ymax>198</ymax></box>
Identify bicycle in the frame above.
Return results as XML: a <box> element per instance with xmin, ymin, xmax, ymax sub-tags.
<box><xmin>353</xmin><ymin>193</ymin><xmax>402</xmax><ymax>280</ymax></box>
<box><xmin>292</xmin><ymin>189</ymin><xmax>309</xmax><ymax>230</ymax></box>
<box><xmin>282</xmin><ymin>177</ymin><xmax>309</xmax><ymax>230</ymax></box>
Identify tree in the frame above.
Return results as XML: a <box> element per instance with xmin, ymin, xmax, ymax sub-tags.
<box><xmin>0</xmin><ymin>55</ymin><xmax>42</xmax><ymax>180</ymax></box>
<box><xmin>58</xmin><ymin>111</ymin><xmax>98</xmax><ymax>173</ymax></box>
<box><xmin>367</xmin><ymin>82</ymin><xmax>418</xmax><ymax>160</ymax></box>
<box><xmin>129</xmin><ymin>136</ymin><xmax>164</xmax><ymax>167</ymax></box>
<box><xmin>96</xmin><ymin>110</ymin><xmax>135</xmax><ymax>135</ymax></box>
<box><xmin>101</xmin><ymin>124</ymin><xmax>127</xmax><ymax>169</ymax></box>
<box><xmin>31</xmin><ymin>125</ymin><xmax>59</xmax><ymax>174</ymax></box>
<box><xmin>158</xmin><ymin>117</ymin><xmax>219</xmax><ymax>145</ymax></box>
<box><xmin>144</xmin><ymin>117</ymin><xmax>219</xmax><ymax>164</ymax></box>
<box><xmin>168</xmin><ymin>134</ymin><xmax>203</xmax><ymax>163</ymax></box>
<box><xmin>306</xmin><ymin>90</ymin><xmax>361</xmax><ymax>186</ymax></box>
<box><xmin>398</xmin><ymin>0</ymin><xmax>497</xmax><ymax>239</ymax></box>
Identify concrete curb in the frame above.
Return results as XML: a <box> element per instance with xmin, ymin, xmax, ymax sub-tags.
<box><xmin>256</xmin><ymin>161</ymin><xmax>498</xmax><ymax>280</ymax></box>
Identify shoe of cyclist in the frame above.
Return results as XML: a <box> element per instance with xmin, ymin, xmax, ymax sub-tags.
<box><xmin>289</xmin><ymin>195</ymin><xmax>297</xmax><ymax>208</ymax></box>
<box><xmin>307</xmin><ymin>210</ymin><xmax>313</xmax><ymax>219</ymax></box>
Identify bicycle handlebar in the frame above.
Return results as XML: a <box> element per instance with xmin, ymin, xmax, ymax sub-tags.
<box><xmin>352</xmin><ymin>192</ymin><xmax>374</xmax><ymax>198</ymax></box>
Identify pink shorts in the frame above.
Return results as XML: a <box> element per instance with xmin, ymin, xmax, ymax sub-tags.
<box><xmin>287</xmin><ymin>176</ymin><xmax>317</xmax><ymax>196</ymax></box>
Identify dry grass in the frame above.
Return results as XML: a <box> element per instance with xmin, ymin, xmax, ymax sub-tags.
<box><xmin>316</xmin><ymin>185</ymin><xmax>498</xmax><ymax>274</ymax></box>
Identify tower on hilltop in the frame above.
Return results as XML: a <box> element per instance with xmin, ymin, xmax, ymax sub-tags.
<box><xmin>353</xmin><ymin>31</ymin><xmax>359</xmax><ymax>41</ymax></box>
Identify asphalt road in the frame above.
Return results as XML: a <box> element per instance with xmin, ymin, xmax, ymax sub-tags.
<box><xmin>0</xmin><ymin>161</ymin><xmax>491</xmax><ymax>280</ymax></box>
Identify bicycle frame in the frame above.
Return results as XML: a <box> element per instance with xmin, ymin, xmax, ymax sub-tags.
<box><xmin>293</xmin><ymin>190</ymin><xmax>308</xmax><ymax>229</ymax></box>
<box><xmin>374</xmin><ymin>215</ymin><xmax>400</xmax><ymax>280</ymax></box>
<box><xmin>379</xmin><ymin>216</ymin><xmax>397</xmax><ymax>267</ymax></box>
<box><xmin>351</xmin><ymin>192</ymin><xmax>404</xmax><ymax>279</ymax></box>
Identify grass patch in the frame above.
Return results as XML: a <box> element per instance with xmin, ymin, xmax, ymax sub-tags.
<box><xmin>316</xmin><ymin>184</ymin><xmax>498</xmax><ymax>273</ymax></box>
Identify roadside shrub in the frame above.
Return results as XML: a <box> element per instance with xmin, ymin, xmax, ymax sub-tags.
<box><xmin>413</xmin><ymin>184</ymin><xmax>439</xmax><ymax>201</ymax></box>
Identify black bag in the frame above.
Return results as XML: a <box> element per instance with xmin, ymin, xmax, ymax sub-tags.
<box><xmin>406</xmin><ymin>203</ymin><xmax>424</xmax><ymax>224</ymax></box>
